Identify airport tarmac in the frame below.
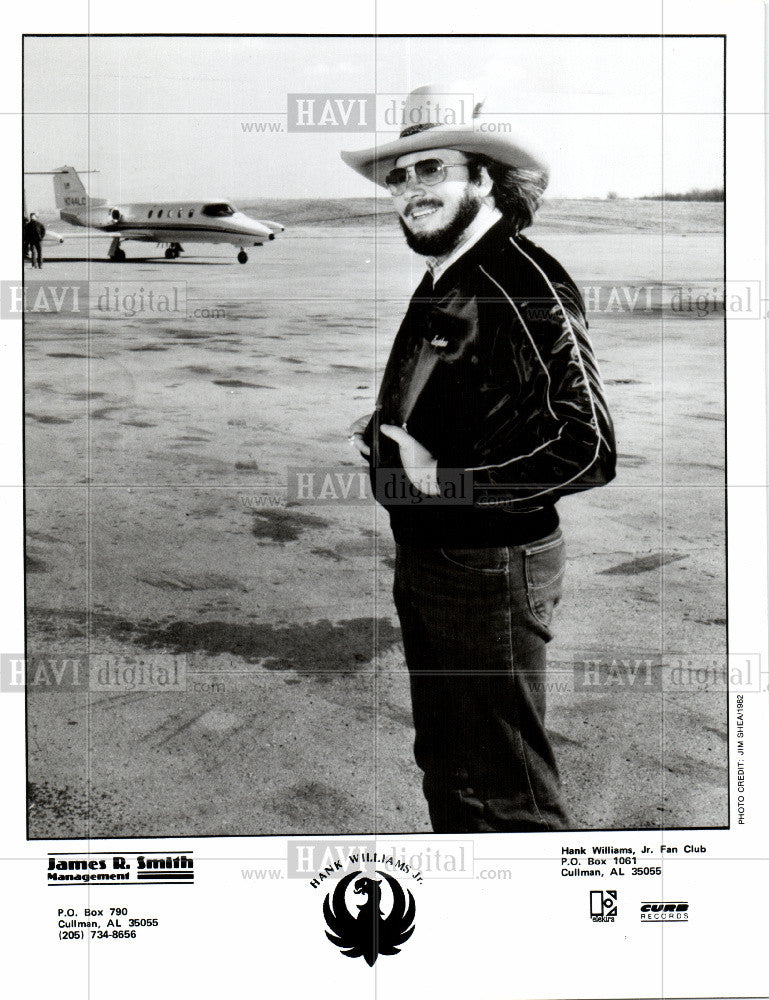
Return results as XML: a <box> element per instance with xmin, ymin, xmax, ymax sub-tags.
<box><xmin>24</xmin><ymin>202</ymin><xmax>728</xmax><ymax>837</ymax></box>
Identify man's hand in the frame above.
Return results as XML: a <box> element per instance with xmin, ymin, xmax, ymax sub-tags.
<box><xmin>348</xmin><ymin>414</ymin><xmax>371</xmax><ymax>458</ymax></box>
<box><xmin>380</xmin><ymin>424</ymin><xmax>440</xmax><ymax>496</ymax></box>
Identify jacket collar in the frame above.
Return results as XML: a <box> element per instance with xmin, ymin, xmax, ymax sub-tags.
<box><xmin>424</xmin><ymin>205</ymin><xmax>503</xmax><ymax>285</ymax></box>
<box><xmin>430</xmin><ymin>214</ymin><xmax>514</xmax><ymax>296</ymax></box>
<box><xmin>376</xmin><ymin>216</ymin><xmax>514</xmax><ymax>423</ymax></box>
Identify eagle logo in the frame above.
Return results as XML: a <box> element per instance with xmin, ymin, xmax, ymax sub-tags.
<box><xmin>323</xmin><ymin>869</ymin><xmax>416</xmax><ymax>966</ymax></box>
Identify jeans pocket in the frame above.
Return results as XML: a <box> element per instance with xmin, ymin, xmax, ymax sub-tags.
<box><xmin>523</xmin><ymin>530</ymin><xmax>565</xmax><ymax>628</ymax></box>
<box><xmin>439</xmin><ymin>546</ymin><xmax>509</xmax><ymax>574</ymax></box>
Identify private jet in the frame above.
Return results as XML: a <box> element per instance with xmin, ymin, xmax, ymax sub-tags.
<box><xmin>42</xmin><ymin>166</ymin><xmax>285</xmax><ymax>264</ymax></box>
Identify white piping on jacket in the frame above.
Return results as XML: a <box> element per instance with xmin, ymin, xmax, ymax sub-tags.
<box><xmin>464</xmin><ymin>246</ymin><xmax>605</xmax><ymax>501</ymax></box>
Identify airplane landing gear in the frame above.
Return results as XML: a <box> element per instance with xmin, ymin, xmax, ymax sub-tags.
<box><xmin>108</xmin><ymin>238</ymin><xmax>126</xmax><ymax>262</ymax></box>
<box><xmin>237</xmin><ymin>250</ymin><xmax>248</xmax><ymax>264</ymax></box>
<box><xmin>165</xmin><ymin>243</ymin><xmax>183</xmax><ymax>259</ymax></box>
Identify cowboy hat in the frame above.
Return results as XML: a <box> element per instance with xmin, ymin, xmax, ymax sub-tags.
<box><xmin>340</xmin><ymin>84</ymin><xmax>549</xmax><ymax>188</ymax></box>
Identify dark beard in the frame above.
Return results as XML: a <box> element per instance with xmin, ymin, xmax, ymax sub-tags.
<box><xmin>398</xmin><ymin>189</ymin><xmax>483</xmax><ymax>257</ymax></box>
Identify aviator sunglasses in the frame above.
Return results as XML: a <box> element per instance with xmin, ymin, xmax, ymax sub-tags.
<box><xmin>384</xmin><ymin>157</ymin><xmax>470</xmax><ymax>196</ymax></box>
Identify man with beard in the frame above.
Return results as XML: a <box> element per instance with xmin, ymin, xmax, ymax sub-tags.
<box><xmin>342</xmin><ymin>86</ymin><xmax>616</xmax><ymax>833</ymax></box>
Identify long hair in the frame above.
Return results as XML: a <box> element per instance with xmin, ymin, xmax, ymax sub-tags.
<box><xmin>466</xmin><ymin>155</ymin><xmax>548</xmax><ymax>233</ymax></box>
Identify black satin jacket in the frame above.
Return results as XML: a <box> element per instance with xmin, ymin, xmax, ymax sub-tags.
<box><xmin>363</xmin><ymin>217</ymin><xmax>616</xmax><ymax>546</ymax></box>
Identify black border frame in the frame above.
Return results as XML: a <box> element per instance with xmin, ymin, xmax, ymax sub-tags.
<box><xmin>21</xmin><ymin>32</ymin><xmax>729</xmax><ymax>841</ymax></box>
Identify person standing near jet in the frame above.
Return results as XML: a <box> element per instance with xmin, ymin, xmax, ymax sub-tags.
<box><xmin>25</xmin><ymin>213</ymin><xmax>46</xmax><ymax>269</ymax></box>
<box><xmin>343</xmin><ymin>86</ymin><xmax>616</xmax><ymax>833</ymax></box>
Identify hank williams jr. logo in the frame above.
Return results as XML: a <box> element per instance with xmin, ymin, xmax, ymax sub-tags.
<box><xmin>323</xmin><ymin>869</ymin><xmax>416</xmax><ymax>966</ymax></box>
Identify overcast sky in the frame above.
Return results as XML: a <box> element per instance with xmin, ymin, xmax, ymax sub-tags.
<box><xmin>23</xmin><ymin>35</ymin><xmax>724</xmax><ymax>207</ymax></box>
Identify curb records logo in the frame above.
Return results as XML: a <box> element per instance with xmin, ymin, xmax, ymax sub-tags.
<box><xmin>590</xmin><ymin>890</ymin><xmax>618</xmax><ymax>922</ymax></box>
<box><xmin>323</xmin><ymin>869</ymin><xmax>416</xmax><ymax>966</ymax></box>
<box><xmin>640</xmin><ymin>901</ymin><xmax>690</xmax><ymax>922</ymax></box>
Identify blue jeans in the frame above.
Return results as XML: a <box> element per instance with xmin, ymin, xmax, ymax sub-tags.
<box><xmin>393</xmin><ymin>528</ymin><xmax>570</xmax><ymax>833</ymax></box>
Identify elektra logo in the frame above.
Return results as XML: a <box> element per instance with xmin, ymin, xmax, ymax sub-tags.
<box><xmin>640</xmin><ymin>901</ymin><xmax>689</xmax><ymax>922</ymax></box>
<box><xmin>590</xmin><ymin>890</ymin><xmax>618</xmax><ymax>922</ymax></box>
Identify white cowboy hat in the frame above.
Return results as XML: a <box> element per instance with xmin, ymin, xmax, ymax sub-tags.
<box><xmin>340</xmin><ymin>84</ymin><xmax>549</xmax><ymax>188</ymax></box>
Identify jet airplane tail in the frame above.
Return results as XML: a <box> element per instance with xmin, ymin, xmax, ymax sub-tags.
<box><xmin>53</xmin><ymin>165</ymin><xmax>106</xmax><ymax>224</ymax></box>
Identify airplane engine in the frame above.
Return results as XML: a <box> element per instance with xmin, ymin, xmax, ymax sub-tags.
<box><xmin>110</xmin><ymin>208</ymin><xmax>123</xmax><ymax>223</ymax></box>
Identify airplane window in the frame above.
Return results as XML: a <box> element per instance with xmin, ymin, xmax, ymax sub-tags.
<box><xmin>158</xmin><ymin>209</ymin><xmax>163</xmax><ymax>218</ymax></box>
<box><xmin>188</xmin><ymin>209</ymin><xmax>194</xmax><ymax>217</ymax></box>
<box><xmin>201</xmin><ymin>203</ymin><xmax>236</xmax><ymax>217</ymax></box>
<box><xmin>177</xmin><ymin>210</ymin><xmax>182</xmax><ymax>218</ymax></box>
<box><xmin>148</xmin><ymin>210</ymin><xmax>153</xmax><ymax>219</ymax></box>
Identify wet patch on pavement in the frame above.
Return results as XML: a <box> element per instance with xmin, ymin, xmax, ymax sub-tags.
<box><xmin>599</xmin><ymin>552</ymin><xmax>686</xmax><ymax>576</ymax></box>
<box><xmin>250</xmin><ymin>507</ymin><xmax>330</xmax><ymax>544</ymax></box>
